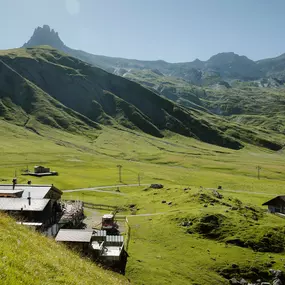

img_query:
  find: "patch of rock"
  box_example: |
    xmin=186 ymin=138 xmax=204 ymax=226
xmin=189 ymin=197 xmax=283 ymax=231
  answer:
xmin=229 ymin=269 xmax=285 ymax=285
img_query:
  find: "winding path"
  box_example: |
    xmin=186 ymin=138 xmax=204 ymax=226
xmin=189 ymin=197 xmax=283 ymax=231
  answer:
xmin=63 ymin=184 xmax=149 ymax=195
xmin=206 ymin=187 xmax=277 ymax=196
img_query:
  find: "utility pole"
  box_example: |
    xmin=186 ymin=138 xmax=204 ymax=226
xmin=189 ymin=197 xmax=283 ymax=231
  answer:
xmin=117 ymin=165 xmax=122 ymax=183
xmin=138 ymin=173 xmax=141 ymax=186
xmin=256 ymin=166 xmax=261 ymax=180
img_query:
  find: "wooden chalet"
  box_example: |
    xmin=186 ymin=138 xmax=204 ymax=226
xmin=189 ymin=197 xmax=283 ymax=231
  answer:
xmin=262 ymin=196 xmax=285 ymax=214
xmin=0 ymin=183 xmax=62 ymax=233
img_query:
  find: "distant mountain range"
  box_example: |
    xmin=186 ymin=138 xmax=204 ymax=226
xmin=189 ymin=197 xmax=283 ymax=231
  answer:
xmin=23 ymin=25 xmax=285 ymax=85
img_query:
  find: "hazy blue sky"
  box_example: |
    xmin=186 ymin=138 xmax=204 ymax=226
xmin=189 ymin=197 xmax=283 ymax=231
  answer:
xmin=1 ymin=0 xmax=285 ymax=62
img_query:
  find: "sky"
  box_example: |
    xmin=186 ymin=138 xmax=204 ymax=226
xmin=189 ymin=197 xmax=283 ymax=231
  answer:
xmin=0 ymin=0 xmax=285 ymax=62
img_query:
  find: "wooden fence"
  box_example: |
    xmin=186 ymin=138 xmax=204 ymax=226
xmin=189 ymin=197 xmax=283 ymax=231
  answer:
xmin=125 ymin=217 xmax=131 ymax=251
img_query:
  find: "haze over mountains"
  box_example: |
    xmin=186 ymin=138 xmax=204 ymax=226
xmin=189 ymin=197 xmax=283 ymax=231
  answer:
xmin=23 ymin=25 xmax=285 ymax=84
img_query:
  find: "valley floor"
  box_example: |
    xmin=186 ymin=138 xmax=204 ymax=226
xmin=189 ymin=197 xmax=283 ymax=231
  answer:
xmin=1 ymin=120 xmax=285 ymax=284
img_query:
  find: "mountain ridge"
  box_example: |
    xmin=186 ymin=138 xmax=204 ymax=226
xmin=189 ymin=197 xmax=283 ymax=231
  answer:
xmin=0 ymin=46 xmax=247 ymax=149
xmin=0 ymin=25 xmax=282 ymax=151
xmin=22 ymin=25 xmax=285 ymax=84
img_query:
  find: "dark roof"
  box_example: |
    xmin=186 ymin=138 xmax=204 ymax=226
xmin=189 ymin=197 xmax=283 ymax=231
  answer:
xmin=262 ymin=196 xmax=285 ymax=206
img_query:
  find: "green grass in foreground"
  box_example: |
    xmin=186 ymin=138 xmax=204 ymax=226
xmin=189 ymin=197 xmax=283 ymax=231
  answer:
xmin=2 ymin=120 xmax=285 ymax=284
xmin=0 ymin=213 xmax=127 ymax=285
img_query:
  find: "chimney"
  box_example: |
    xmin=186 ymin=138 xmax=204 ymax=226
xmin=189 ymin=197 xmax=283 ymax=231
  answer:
xmin=28 ymin=192 xmax=31 ymax=206
xmin=12 ymin=178 xmax=17 ymax=190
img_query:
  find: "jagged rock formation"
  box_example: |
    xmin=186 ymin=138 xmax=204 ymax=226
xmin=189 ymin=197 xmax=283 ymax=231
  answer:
xmin=23 ymin=25 xmax=65 ymax=50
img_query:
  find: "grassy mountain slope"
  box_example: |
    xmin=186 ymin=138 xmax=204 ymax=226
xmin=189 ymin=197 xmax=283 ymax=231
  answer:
xmin=0 ymin=55 xmax=101 ymax=136
xmin=0 ymin=213 xmax=127 ymax=285
xmin=123 ymin=69 xmax=285 ymax=150
xmin=0 ymin=46 xmax=244 ymax=149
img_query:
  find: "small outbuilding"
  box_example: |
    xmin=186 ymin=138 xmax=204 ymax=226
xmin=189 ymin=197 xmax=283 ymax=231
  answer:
xmin=34 ymin=166 xmax=50 ymax=174
xmin=262 ymin=196 xmax=285 ymax=214
xmin=55 ymin=229 xmax=93 ymax=255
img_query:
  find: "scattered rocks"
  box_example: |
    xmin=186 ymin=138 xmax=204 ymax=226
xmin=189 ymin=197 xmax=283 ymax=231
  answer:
xmin=181 ymin=221 xmax=193 ymax=227
xmin=273 ymin=280 xmax=282 ymax=285
xmin=218 ymin=185 xmax=223 ymax=190
xmin=227 ymin=269 xmax=285 ymax=285
xmin=213 ymin=189 xmax=223 ymax=199
xmin=161 ymin=200 xmax=166 ymax=204
xmin=167 ymin=201 xmax=172 ymax=206
xmin=230 ymin=278 xmax=240 ymax=285
xmin=204 ymin=204 xmax=208 ymax=207
xmin=231 ymin=206 xmax=239 ymax=211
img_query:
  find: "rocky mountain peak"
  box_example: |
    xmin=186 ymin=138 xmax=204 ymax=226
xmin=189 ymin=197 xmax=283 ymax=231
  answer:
xmin=23 ymin=25 xmax=65 ymax=49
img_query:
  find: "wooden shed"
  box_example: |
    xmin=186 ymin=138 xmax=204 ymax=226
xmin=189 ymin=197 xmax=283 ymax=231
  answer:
xmin=55 ymin=229 xmax=93 ymax=255
xmin=34 ymin=166 xmax=50 ymax=174
xmin=262 ymin=196 xmax=285 ymax=213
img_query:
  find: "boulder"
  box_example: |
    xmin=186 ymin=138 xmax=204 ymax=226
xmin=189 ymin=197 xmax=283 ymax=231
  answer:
xmin=150 ymin=184 xmax=164 ymax=189
xmin=229 ymin=278 xmax=240 ymax=285
xmin=273 ymin=279 xmax=283 ymax=285
xmin=213 ymin=189 xmax=223 ymax=199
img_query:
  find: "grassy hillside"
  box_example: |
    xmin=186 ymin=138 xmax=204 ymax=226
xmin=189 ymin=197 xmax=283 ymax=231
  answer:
xmin=124 ymin=69 xmax=285 ymax=150
xmin=0 ymin=46 xmax=245 ymax=149
xmin=0 ymin=213 xmax=127 ymax=285
xmin=2 ymin=119 xmax=285 ymax=284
